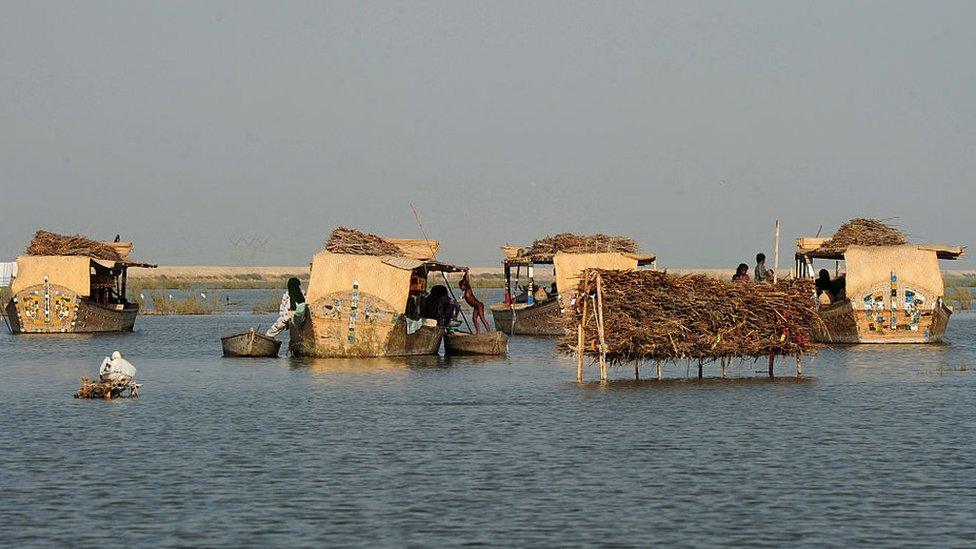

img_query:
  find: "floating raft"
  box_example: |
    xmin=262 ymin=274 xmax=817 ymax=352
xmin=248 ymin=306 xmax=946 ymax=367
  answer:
xmin=74 ymin=377 xmax=140 ymax=399
xmin=221 ymin=328 xmax=282 ymax=357
xmin=444 ymin=331 xmax=509 ymax=355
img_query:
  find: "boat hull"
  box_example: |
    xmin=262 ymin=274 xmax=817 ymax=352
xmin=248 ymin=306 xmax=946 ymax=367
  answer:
xmin=489 ymin=298 xmax=565 ymax=336
xmin=221 ymin=329 xmax=282 ymax=357
xmin=6 ymin=284 xmax=139 ymax=334
xmin=289 ymin=314 xmax=445 ymax=358
xmin=445 ymin=331 xmax=509 ymax=355
xmin=813 ymin=299 xmax=951 ymax=344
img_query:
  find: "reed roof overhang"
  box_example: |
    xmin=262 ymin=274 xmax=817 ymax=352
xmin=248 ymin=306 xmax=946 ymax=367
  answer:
xmin=795 ymin=237 xmax=965 ymax=261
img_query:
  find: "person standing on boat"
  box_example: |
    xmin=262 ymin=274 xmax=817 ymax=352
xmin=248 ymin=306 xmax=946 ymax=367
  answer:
xmin=266 ymin=278 xmax=306 ymax=338
xmin=754 ymin=253 xmax=773 ymax=282
xmin=458 ymin=269 xmax=490 ymax=334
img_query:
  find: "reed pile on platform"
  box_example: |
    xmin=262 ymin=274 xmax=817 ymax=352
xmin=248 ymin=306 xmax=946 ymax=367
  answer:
xmin=815 ymin=219 xmax=907 ymax=255
xmin=564 ymin=270 xmax=819 ymax=364
xmin=73 ymin=377 xmax=140 ymax=399
xmin=325 ymin=227 xmax=403 ymax=256
xmin=518 ymin=233 xmax=638 ymax=260
xmin=26 ymin=230 xmax=122 ymax=261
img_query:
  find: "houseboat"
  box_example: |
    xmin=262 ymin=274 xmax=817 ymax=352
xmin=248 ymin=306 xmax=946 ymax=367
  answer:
xmin=795 ymin=220 xmax=964 ymax=344
xmin=490 ymin=234 xmax=655 ymax=336
xmin=5 ymin=233 xmax=155 ymax=334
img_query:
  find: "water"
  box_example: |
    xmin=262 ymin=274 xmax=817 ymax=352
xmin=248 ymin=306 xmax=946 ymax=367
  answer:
xmin=2 ymin=307 xmax=976 ymax=546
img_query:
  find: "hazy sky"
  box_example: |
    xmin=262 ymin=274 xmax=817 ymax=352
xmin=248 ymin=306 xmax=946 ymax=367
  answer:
xmin=2 ymin=1 xmax=974 ymax=268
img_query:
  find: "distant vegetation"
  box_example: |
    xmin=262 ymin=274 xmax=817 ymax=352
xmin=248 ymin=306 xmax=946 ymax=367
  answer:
xmin=133 ymin=290 xmax=227 ymax=315
xmin=251 ymin=291 xmax=282 ymax=313
xmin=944 ymin=274 xmax=974 ymax=310
xmin=128 ymin=276 xmax=304 ymax=290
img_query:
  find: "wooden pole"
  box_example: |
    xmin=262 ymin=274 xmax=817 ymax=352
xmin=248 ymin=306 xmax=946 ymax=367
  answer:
xmin=656 ymin=360 xmax=663 ymax=380
xmin=720 ymin=357 xmax=727 ymax=379
xmin=773 ymin=219 xmax=781 ymax=283
xmin=697 ymin=359 xmax=703 ymax=379
xmin=796 ymin=355 xmax=803 ymax=377
xmin=768 ymin=355 xmax=775 ymax=378
xmin=577 ymin=324 xmax=584 ymax=383
xmin=577 ymin=274 xmax=590 ymax=383
xmin=595 ymin=273 xmax=608 ymax=382
xmin=635 ymin=362 xmax=640 ymax=380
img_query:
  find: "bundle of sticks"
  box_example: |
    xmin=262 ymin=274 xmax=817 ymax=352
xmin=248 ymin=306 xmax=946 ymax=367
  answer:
xmin=519 ymin=233 xmax=639 ymax=260
xmin=325 ymin=227 xmax=403 ymax=256
xmin=815 ymin=218 xmax=907 ymax=254
xmin=564 ymin=270 xmax=820 ymax=364
xmin=73 ymin=377 xmax=140 ymax=399
xmin=26 ymin=230 xmax=122 ymax=261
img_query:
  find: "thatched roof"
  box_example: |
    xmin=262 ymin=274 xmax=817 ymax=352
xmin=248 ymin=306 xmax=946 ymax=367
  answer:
xmin=797 ymin=218 xmax=964 ymax=260
xmin=324 ymin=227 xmax=443 ymax=261
xmin=563 ymin=270 xmax=819 ymax=363
xmin=815 ymin=219 xmax=907 ymax=255
xmin=26 ymin=230 xmax=124 ymax=261
xmin=509 ymin=233 xmax=642 ymax=262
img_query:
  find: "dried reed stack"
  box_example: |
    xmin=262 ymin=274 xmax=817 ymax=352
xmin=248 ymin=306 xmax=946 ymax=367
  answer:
xmin=564 ymin=270 xmax=819 ymax=364
xmin=815 ymin=218 xmax=907 ymax=254
xmin=325 ymin=227 xmax=403 ymax=256
xmin=519 ymin=233 xmax=638 ymax=260
xmin=26 ymin=230 xmax=122 ymax=261
xmin=73 ymin=377 xmax=140 ymax=399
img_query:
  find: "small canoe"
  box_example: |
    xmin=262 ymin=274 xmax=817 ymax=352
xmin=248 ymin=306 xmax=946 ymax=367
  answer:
xmin=221 ymin=328 xmax=282 ymax=357
xmin=444 ymin=330 xmax=509 ymax=356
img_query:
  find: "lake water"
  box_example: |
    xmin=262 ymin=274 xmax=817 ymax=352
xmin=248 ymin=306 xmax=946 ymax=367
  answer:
xmin=2 ymin=303 xmax=975 ymax=546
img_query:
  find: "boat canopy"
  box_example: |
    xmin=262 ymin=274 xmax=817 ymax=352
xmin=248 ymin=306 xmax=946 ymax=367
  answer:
xmin=306 ymin=251 xmax=465 ymax=314
xmin=11 ymin=255 xmax=91 ymax=295
xmin=843 ymin=245 xmax=945 ymax=305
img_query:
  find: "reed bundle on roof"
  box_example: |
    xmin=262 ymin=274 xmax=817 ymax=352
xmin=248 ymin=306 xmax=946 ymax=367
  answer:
xmin=815 ymin=218 xmax=907 ymax=254
xmin=26 ymin=230 xmax=122 ymax=261
xmin=325 ymin=227 xmax=403 ymax=256
xmin=564 ymin=270 xmax=819 ymax=364
xmin=518 ymin=233 xmax=638 ymax=260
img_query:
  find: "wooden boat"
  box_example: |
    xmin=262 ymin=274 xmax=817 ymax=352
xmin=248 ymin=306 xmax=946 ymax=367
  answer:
xmin=490 ymin=299 xmax=565 ymax=336
xmin=5 ymin=251 xmax=155 ymax=334
xmin=492 ymin=242 xmax=655 ymax=337
xmin=796 ymin=230 xmax=964 ymax=344
xmin=811 ymin=297 xmax=952 ymax=344
xmin=221 ymin=328 xmax=282 ymax=357
xmin=444 ymin=330 xmax=509 ymax=355
xmin=288 ymin=233 xmax=463 ymax=358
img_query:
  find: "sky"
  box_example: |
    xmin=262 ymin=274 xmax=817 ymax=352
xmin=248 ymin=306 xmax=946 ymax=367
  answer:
xmin=2 ymin=0 xmax=974 ymax=268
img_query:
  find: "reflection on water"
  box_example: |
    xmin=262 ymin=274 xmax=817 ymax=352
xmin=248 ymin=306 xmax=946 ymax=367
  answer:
xmin=1 ymin=312 xmax=975 ymax=546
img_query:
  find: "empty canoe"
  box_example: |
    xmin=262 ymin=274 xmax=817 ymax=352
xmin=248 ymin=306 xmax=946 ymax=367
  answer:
xmin=221 ymin=328 xmax=282 ymax=357
xmin=444 ymin=331 xmax=509 ymax=356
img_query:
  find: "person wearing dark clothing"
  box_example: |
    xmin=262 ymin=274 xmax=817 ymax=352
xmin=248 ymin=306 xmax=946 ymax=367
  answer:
xmin=423 ymin=285 xmax=458 ymax=327
xmin=732 ymin=263 xmax=751 ymax=282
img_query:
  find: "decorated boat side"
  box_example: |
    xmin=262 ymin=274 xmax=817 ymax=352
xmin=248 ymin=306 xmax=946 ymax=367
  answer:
xmin=288 ymin=227 xmax=466 ymax=358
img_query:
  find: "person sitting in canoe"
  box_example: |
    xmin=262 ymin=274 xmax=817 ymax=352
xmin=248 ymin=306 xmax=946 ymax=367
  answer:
xmin=458 ymin=269 xmax=490 ymax=334
xmin=266 ymin=277 xmax=306 ymax=338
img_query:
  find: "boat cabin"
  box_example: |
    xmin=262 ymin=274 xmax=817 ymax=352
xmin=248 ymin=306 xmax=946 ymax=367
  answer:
xmin=289 ymin=237 xmax=467 ymax=358
xmin=6 ymin=249 xmax=156 ymax=334
xmin=796 ymin=237 xmax=964 ymax=343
